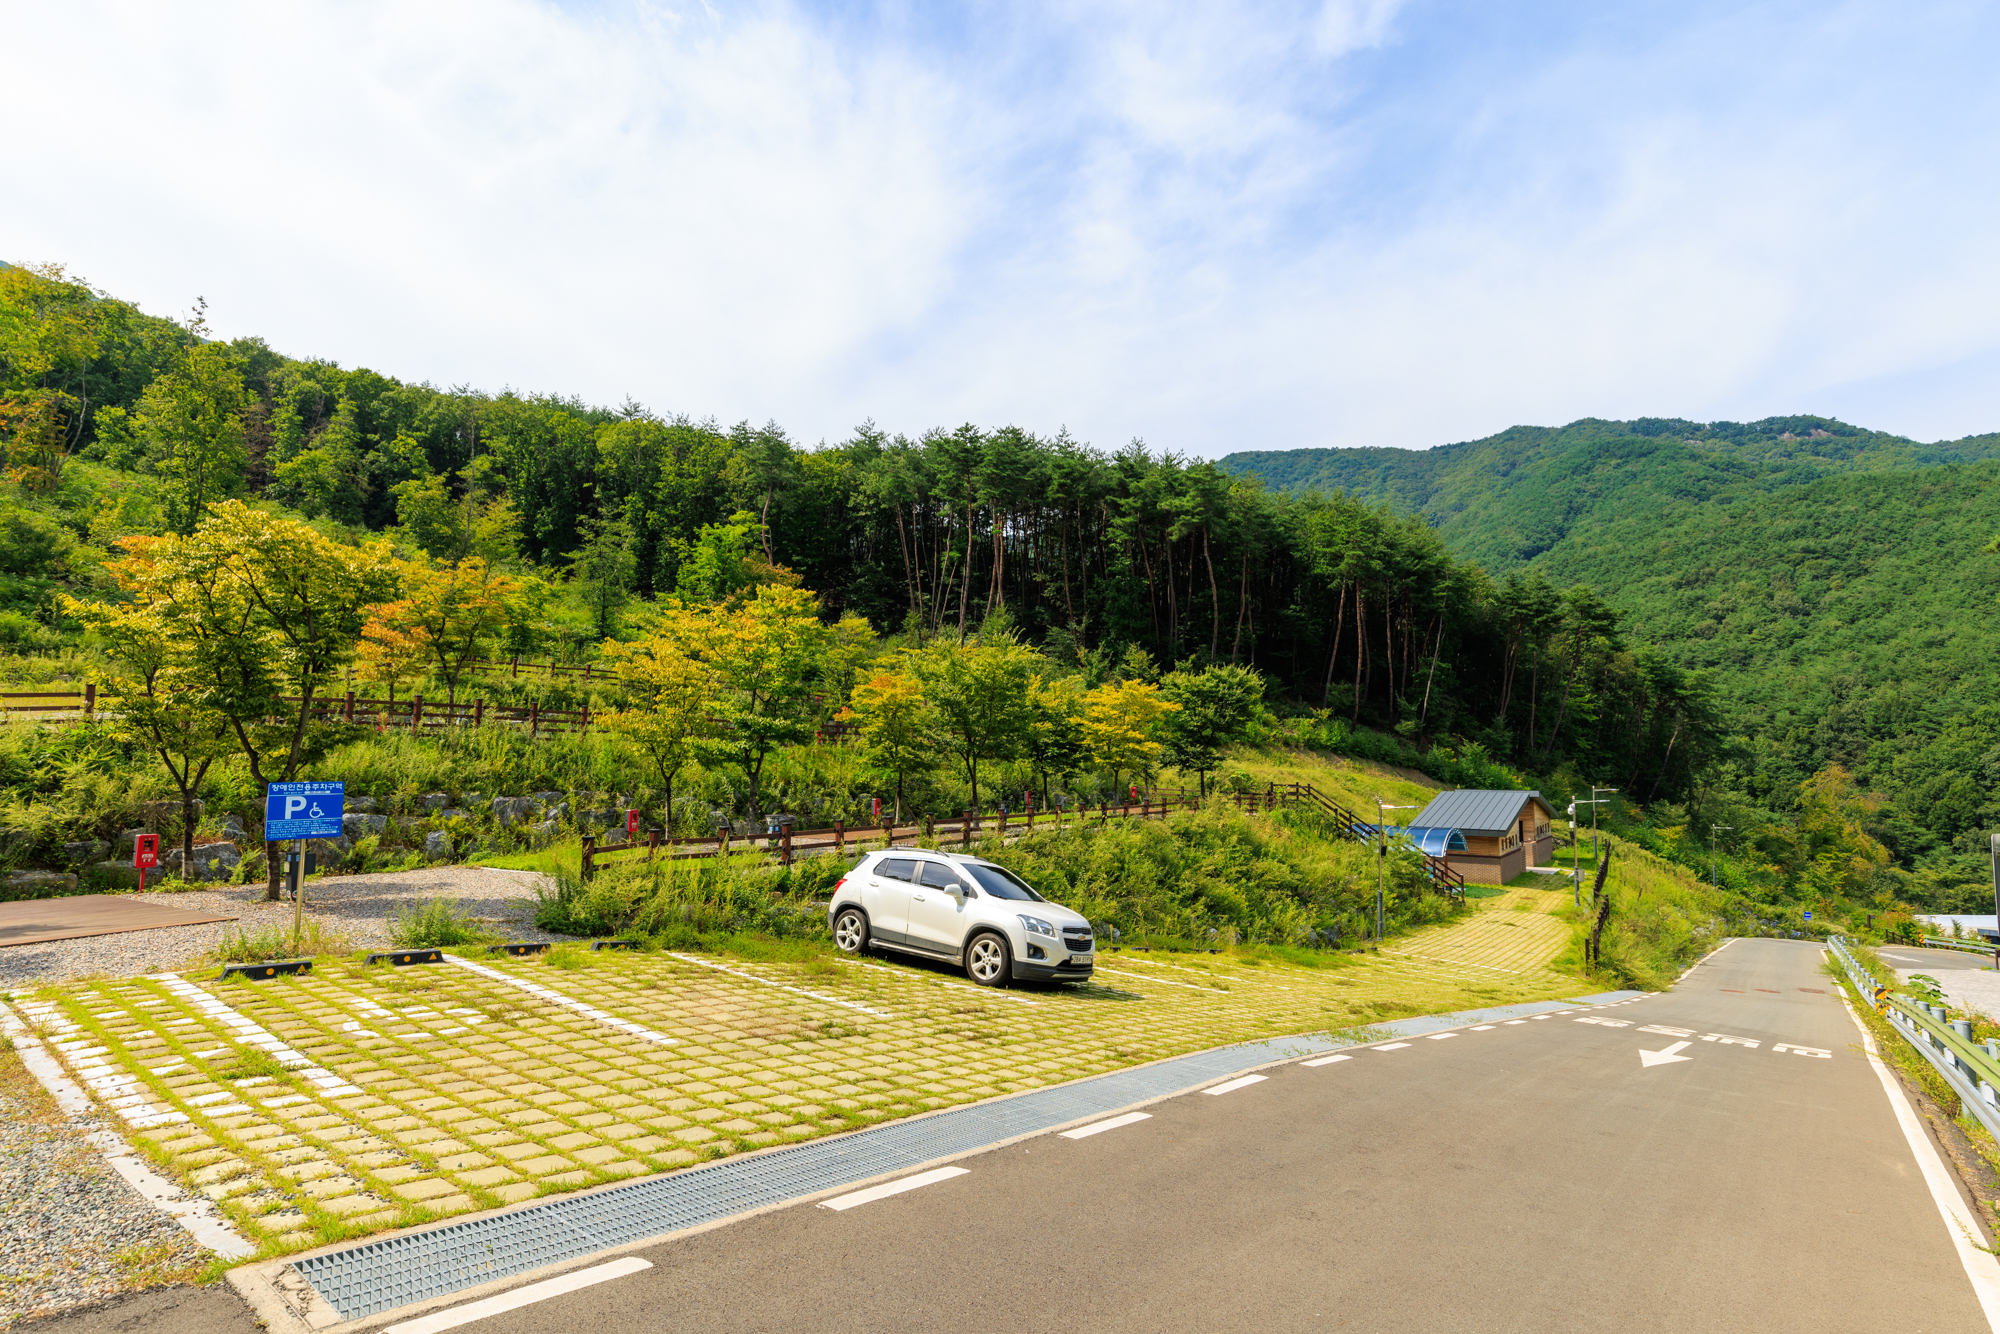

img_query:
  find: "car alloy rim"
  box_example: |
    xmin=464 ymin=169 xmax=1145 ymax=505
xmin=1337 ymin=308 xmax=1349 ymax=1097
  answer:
xmin=836 ymin=915 xmax=862 ymax=950
xmin=970 ymin=938 xmax=1002 ymax=980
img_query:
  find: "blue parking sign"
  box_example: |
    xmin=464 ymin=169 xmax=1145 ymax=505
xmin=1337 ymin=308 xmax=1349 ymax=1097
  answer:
xmin=265 ymin=781 xmax=345 ymax=839
xmin=1803 ymin=911 xmax=1812 ymax=922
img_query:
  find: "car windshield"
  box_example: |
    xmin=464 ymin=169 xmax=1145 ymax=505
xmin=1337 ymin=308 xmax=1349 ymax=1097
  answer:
xmin=962 ymin=863 xmax=1045 ymax=902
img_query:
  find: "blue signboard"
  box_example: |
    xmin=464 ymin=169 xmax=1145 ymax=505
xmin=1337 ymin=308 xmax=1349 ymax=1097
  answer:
xmin=265 ymin=781 xmax=345 ymax=840
xmin=1803 ymin=911 xmax=1813 ymax=922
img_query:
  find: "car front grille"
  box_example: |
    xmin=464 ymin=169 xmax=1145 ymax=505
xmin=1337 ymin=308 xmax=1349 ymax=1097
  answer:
xmin=1063 ymin=935 xmax=1093 ymax=954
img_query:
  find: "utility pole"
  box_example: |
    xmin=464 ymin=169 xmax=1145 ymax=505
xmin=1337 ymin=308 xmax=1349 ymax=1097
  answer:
xmin=1989 ymin=832 xmax=1999 ymax=971
xmin=1591 ymin=787 xmax=1618 ymax=867
xmin=1570 ymin=796 xmax=1610 ymax=907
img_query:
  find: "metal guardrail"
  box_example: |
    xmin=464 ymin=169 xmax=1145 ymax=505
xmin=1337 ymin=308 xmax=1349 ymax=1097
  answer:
xmin=1919 ymin=936 xmax=1998 ymax=958
xmin=1828 ymin=935 xmax=2000 ymax=1142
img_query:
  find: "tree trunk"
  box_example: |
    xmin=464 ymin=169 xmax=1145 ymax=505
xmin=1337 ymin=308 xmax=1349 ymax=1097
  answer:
xmin=1352 ymin=586 xmax=1366 ymax=723
xmin=1231 ymin=554 xmax=1249 ymax=663
xmin=1321 ymin=583 xmax=1349 ymax=705
xmin=1204 ymin=527 xmax=1221 ymax=662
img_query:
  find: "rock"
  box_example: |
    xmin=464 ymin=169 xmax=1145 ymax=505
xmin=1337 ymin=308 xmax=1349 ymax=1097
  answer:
xmin=164 ymin=842 xmax=243 ymax=882
xmin=439 ymin=808 xmax=470 ymax=822
xmin=528 ymin=819 xmax=562 ymax=845
xmin=420 ymin=792 xmax=452 ymax=811
xmin=137 ymin=799 xmax=203 ymax=827
xmin=424 ymin=830 xmax=453 ymax=860
xmin=3 ymin=870 xmax=78 ymax=898
xmin=348 ymin=795 xmax=378 ymax=814
xmin=599 ymin=830 xmax=628 ymax=848
xmin=461 ymin=792 xmax=484 ymax=808
xmin=342 ymin=813 xmax=388 ymax=839
xmin=216 ymin=817 xmax=248 ymax=841
xmin=61 ymin=839 xmax=109 ymax=866
xmin=531 ymin=790 xmax=565 ymax=806
xmin=116 ymin=828 xmax=149 ymax=857
xmin=492 ymin=796 xmax=538 ymax=826
xmin=91 ymin=860 xmax=142 ymax=888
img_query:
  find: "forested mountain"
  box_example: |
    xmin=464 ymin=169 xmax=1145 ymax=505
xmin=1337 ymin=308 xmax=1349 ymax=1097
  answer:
xmin=1220 ymin=417 xmax=2000 ymax=570
xmin=1224 ymin=418 xmax=2000 ymax=908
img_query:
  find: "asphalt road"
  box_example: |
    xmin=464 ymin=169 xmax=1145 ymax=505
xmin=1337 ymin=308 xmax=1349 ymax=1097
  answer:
xmin=1878 ymin=943 xmax=1998 ymax=973
xmin=38 ymin=939 xmax=1994 ymax=1333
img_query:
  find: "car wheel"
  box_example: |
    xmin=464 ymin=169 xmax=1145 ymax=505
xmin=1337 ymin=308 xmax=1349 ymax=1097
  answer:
xmin=833 ymin=908 xmax=870 ymax=955
xmin=966 ymin=932 xmax=1011 ymax=987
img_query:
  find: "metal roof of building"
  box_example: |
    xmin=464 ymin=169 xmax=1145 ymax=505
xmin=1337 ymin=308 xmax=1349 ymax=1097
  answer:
xmin=1408 ymin=789 xmax=1554 ymax=836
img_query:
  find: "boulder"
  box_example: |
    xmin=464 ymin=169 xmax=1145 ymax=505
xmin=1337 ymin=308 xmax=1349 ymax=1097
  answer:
xmin=598 ymin=830 xmax=629 ymax=848
xmin=4 ymin=870 xmax=78 ymax=897
xmin=420 ymin=792 xmax=452 ymax=811
xmin=424 ymin=830 xmax=453 ymax=860
xmin=348 ymin=795 xmax=378 ymax=814
xmin=528 ymin=819 xmax=562 ymax=845
xmin=438 ymin=808 xmax=470 ymax=822
xmin=62 ymin=839 xmax=109 ymax=866
xmin=461 ymin=792 xmax=484 ymax=808
xmin=531 ymin=790 xmax=565 ymax=806
xmin=492 ymin=796 xmax=538 ymax=827
xmin=216 ymin=817 xmax=249 ymax=843
xmin=164 ymin=842 xmax=243 ymax=882
xmin=342 ymin=812 xmax=388 ymax=839
xmin=136 ymin=800 xmax=203 ymax=829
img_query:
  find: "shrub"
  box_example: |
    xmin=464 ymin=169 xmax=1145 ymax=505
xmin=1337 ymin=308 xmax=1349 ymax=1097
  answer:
xmin=214 ymin=919 xmax=349 ymax=961
xmin=388 ymin=897 xmax=491 ymax=948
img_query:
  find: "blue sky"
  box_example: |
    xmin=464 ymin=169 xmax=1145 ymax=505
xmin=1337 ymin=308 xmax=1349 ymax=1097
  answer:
xmin=5 ymin=0 xmax=1998 ymax=455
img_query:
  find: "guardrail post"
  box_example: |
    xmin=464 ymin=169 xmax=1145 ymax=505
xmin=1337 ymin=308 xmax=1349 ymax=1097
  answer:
xmin=581 ymin=834 xmax=597 ymax=882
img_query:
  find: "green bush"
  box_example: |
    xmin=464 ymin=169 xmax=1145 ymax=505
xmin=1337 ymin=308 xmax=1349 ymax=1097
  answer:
xmin=388 ymin=897 xmax=491 ymax=948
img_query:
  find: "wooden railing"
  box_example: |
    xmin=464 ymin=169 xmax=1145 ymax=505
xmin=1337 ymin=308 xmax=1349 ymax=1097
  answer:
xmin=578 ymin=792 xmax=1205 ymax=880
xmin=285 ymin=693 xmax=592 ymax=737
xmin=1242 ymin=781 xmax=1466 ymax=900
xmin=0 ymin=685 xmax=97 ymax=717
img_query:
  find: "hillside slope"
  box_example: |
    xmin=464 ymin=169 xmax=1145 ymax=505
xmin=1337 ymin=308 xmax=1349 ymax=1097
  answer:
xmin=1219 ymin=416 xmax=2000 ymax=570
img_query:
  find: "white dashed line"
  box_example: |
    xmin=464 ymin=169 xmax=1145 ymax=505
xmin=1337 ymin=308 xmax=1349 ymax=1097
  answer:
xmin=1060 ymin=1112 xmax=1153 ymax=1139
xmin=820 ymin=1166 xmax=970 ymax=1211
xmin=1471 ymin=1025 xmax=1496 ymax=1031
xmin=1204 ymin=1074 xmax=1269 ymax=1095
xmin=1425 ymin=1032 xmax=1458 ymax=1040
xmin=1301 ymin=1053 xmax=1352 ymax=1067
xmin=1373 ymin=1042 xmax=1412 ymax=1051
xmin=383 ymin=1257 xmax=653 ymax=1334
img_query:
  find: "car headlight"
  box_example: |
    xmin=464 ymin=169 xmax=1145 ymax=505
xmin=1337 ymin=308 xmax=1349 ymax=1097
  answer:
xmin=1018 ymin=915 xmax=1056 ymax=938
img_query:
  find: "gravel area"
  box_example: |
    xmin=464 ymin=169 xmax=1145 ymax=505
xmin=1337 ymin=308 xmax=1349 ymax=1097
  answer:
xmin=0 ymin=866 xmax=565 ymax=987
xmin=1901 ymin=967 xmax=2000 ymax=1022
xmin=0 ymin=1054 xmax=207 ymax=1328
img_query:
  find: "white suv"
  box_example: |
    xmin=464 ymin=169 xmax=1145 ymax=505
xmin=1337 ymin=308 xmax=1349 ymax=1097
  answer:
xmin=827 ymin=851 xmax=1094 ymax=987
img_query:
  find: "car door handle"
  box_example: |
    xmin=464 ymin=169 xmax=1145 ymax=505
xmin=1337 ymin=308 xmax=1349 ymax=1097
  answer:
xmin=913 ymin=893 xmax=927 ymax=901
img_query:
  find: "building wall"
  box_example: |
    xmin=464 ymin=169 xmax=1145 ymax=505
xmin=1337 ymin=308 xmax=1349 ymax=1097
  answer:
xmin=1528 ymin=834 xmax=1555 ymax=866
xmin=1448 ymin=847 xmax=1525 ymax=884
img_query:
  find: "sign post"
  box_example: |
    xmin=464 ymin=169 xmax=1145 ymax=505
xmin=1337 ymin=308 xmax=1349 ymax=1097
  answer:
xmin=132 ymin=833 xmax=159 ymax=893
xmin=265 ymin=782 xmax=345 ymax=953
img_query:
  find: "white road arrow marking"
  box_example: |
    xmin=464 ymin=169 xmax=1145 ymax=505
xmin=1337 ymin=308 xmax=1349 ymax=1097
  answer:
xmin=1639 ymin=1040 xmax=1694 ymax=1068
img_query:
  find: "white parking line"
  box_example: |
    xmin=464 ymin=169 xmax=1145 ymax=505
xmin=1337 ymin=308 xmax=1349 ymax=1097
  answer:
xmin=820 ymin=1166 xmax=970 ymax=1211
xmin=665 ymin=953 xmax=891 ymax=1018
xmin=1093 ymin=965 xmax=1221 ymax=992
xmin=1301 ymin=1053 xmax=1352 ymax=1067
xmin=1060 ymin=1112 xmax=1153 ymax=1139
xmin=1203 ymin=1074 xmax=1269 ymax=1095
xmin=446 ymin=957 xmax=687 ymax=1044
xmin=383 ymin=1257 xmax=653 ymax=1334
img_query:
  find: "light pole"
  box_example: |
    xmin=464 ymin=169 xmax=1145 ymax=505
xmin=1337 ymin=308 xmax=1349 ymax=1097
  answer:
xmin=1569 ymin=796 xmax=1610 ymax=906
xmin=1711 ymin=824 xmax=1732 ymax=890
xmin=1590 ymin=787 xmax=1618 ymax=868
xmin=1989 ymin=832 xmax=1999 ymax=971
xmin=1375 ymin=799 xmax=1417 ymax=945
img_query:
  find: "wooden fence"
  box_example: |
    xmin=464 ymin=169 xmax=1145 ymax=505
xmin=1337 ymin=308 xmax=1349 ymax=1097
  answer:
xmin=0 ymin=685 xmax=96 ymax=718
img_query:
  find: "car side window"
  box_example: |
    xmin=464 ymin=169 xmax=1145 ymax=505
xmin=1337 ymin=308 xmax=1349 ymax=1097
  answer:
xmin=919 ymin=862 xmax=963 ymax=890
xmin=878 ymin=858 xmax=916 ymax=882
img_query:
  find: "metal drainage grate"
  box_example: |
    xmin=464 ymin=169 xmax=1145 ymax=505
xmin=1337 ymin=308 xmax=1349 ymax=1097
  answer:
xmin=293 ymin=995 xmax=1608 ymax=1320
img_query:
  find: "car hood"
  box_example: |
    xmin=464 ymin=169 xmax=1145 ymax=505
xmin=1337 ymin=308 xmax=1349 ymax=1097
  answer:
xmin=1012 ymin=901 xmax=1090 ymax=930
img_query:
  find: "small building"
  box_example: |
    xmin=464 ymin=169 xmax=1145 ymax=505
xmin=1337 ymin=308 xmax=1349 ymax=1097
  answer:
xmin=1405 ymin=789 xmax=1557 ymax=885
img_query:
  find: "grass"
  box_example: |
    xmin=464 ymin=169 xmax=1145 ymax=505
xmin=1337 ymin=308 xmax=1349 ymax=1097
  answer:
xmin=212 ymin=919 xmax=352 ymax=963
xmin=388 ymin=898 xmax=494 ymax=949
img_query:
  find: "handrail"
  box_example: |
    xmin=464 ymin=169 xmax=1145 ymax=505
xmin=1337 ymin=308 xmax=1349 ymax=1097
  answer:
xmin=1264 ymin=781 xmax=1466 ymax=901
xmin=1829 ymin=935 xmax=2000 ymax=1142
xmin=1919 ymin=936 xmax=1997 ymax=958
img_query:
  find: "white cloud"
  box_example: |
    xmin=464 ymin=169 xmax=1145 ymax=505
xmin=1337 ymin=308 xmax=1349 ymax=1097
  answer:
xmin=4 ymin=0 xmax=1999 ymax=455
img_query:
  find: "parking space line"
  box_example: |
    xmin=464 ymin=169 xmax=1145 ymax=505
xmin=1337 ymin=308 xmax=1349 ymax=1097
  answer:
xmin=1301 ymin=1053 xmax=1352 ymax=1067
xmin=382 ymin=1257 xmax=654 ymax=1334
xmin=1060 ymin=1111 xmax=1152 ymax=1139
xmin=444 ymin=956 xmax=685 ymax=1044
xmin=820 ymin=1166 xmax=970 ymax=1211
xmin=1093 ymin=965 xmax=1221 ymax=992
xmin=665 ymin=953 xmax=892 ymax=1018
xmin=1203 ymin=1074 xmax=1268 ymax=1095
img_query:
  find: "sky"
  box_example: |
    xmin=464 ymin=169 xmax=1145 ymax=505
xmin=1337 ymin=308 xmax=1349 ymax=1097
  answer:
xmin=5 ymin=0 xmax=2000 ymax=457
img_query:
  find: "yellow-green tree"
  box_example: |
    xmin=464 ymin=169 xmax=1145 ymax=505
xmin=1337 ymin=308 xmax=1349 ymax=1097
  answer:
xmin=398 ymin=557 xmax=521 ymax=704
xmin=906 ymin=638 xmax=1037 ymax=813
xmin=62 ymin=594 xmax=233 ymax=874
xmin=844 ymin=671 xmax=936 ymax=822
xmin=1023 ymin=674 xmax=1089 ymax=808
xmin=660 ymin=584 xmax=832 ymax=813
xmin=104 ymin=502 xmax=397 ymax=898
xmin=132 ymin=300 xmax=250 ymax=533
xmin=1083 ymin=678 xmax=1179 ymax=794
xmin=600 ymin=637 xmax=711 ymax=830
xmin=0 ymin=263 xmax=102 ymax=490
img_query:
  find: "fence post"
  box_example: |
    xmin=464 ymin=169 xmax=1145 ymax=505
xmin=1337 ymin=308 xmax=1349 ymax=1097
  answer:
xmin=344 ymin=690 xmax=356 ymax=722
xmin=581 ymin=833 xmax=597 ymax=882
xmin=999 ymin=807 xmax=1008 ymax=836
xmin=474 ymin=699 xmax=485 ymax=728
xmin=647 ymin=826 xmax=662 ymax=860
xmin=835 ymin=820 xmax=844 ymax=856
xmin=412 ymin=695 xmax=424 ymax=729
xmin=529 ymin=701 xmax=540 ymax=739
xmin=580 ymin=703 xmax=591 ymax=730
xmin=782 ymin=821 xmax=793 ymax=867
xmin=511 ymin=656 xmax=520 ymax=679
xmin=962 ymin=811 xmax=972 ymax=848
xmin=84 ymin=682 xmax=96 ymax=717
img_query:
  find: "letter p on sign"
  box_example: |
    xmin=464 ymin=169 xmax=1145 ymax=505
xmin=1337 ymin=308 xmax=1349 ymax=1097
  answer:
xmin=285 ymin=796 xmax=308 ymax=819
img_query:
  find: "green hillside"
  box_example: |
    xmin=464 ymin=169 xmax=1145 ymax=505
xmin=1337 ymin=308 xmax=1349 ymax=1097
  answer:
xmin=1225 ymin=419 xmax=2000 ymax=906
xmin=1221 ymin=416 xmax=2000 ymax=570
